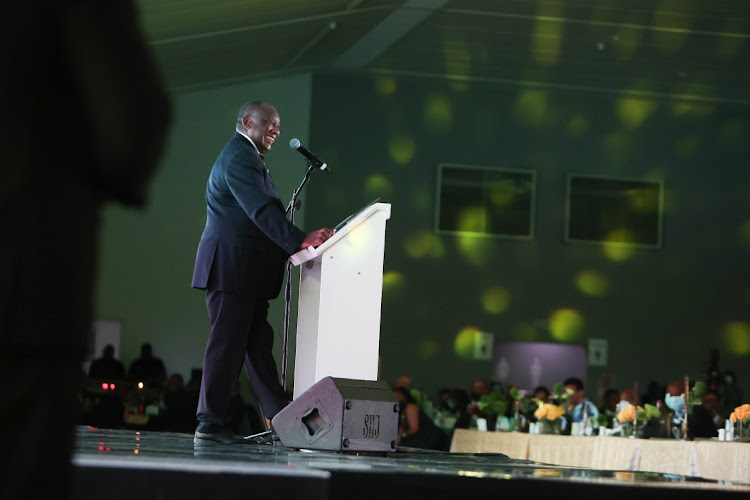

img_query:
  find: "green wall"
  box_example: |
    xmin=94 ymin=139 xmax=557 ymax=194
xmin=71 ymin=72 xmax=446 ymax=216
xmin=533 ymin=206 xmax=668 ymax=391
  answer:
xmin=304 ymin=71 xmax=750 ymax=401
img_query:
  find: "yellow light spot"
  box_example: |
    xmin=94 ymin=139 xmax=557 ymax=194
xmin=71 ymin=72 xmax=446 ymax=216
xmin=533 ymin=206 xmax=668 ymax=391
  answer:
xmin=455 ymin=326 xmax=482 ymax=359
xmin=575 ymin=270 xmax=609 ymax=296
xmin=651 ymin=0 xmax=694 ymax=55
xmin=417 ymin=340 xmax=439 ymax=360
xmin=382 ymin=271 xmax=406 ymax=302
xmin=670 ymin=101 xmax=713 ymax=118
xmin=715 ymin=18 xmax=746 ymax=63
xmin=423 ymin=93 xmax=453 ymax=135
xmin=674 ymin=135 xmax=700 ymax=158
xmin=364 ymin=174 xmax=394 ymax=200
xmin=457 ymin=206 xmax=488 ymax=233
xmin=616 ymin=97 xmax=656 ymax=129
xmin=489 ymin=180 xmax=517 ymax=208
xmin=482 ymin=286 xmax=511 ymax=314
xmin=626 ymin=186 xmax=660 ymax=214
xmin=566 ymin=114 xmax=588 ymax=138
xmin=457 ymin=233 xmax=493 ymax=267
xmin=613 ymin=25 xmax=642 ymax=60
xmin=375 ymin=77 xmax=397 ymax=96
xmin=740 ymin=221 xmax=750 ymax=248
xmin=723 ymin=321 xmax=750 ymax=355
xmin=602 ymin=230 xmax=638 ymax=262
xmin=717 ymin=119 xmax=750 ymax=151
xmin=387 ymin=135 xmax=415 ymax=165
xmin=531 ymin=3 xmax=564 ymax=65
xmin=513 ymin=322 xmax=539 ymax=341
xmin=404 ymin=231 xmax=445 ymax=259
xmin=513 ymin=90 xmax=548 ymax=126
xmin=442 ymin=36 xmax=471 ymax=91
xmin=549 ymin=308 xmax=585 ymax=342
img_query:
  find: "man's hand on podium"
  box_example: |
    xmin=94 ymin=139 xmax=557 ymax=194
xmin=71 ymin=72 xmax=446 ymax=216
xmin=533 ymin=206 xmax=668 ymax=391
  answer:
xmin=299 ymin=228 xmax=335 ymax=250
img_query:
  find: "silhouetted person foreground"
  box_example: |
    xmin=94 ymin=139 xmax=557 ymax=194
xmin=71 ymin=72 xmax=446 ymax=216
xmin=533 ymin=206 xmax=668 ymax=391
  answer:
xmin=0 ymin=1 xmax=171 ymax=499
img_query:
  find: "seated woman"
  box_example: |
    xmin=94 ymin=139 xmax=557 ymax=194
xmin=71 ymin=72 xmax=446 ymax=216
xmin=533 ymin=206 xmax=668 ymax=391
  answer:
xmin=392 ymin=386 xmax=448 ymax=451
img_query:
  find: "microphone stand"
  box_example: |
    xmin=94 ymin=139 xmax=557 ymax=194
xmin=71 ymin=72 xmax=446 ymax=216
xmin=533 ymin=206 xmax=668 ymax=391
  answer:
xmin=281 ymin=162 xmax=316 ymax=392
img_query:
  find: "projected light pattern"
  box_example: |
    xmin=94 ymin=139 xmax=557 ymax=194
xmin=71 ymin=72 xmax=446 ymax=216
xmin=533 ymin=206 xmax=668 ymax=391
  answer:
xmin=566 ymin=114 xmax=588 ymax=138
xmin=652 ymin=0 xmax=693 ymax=54
xmin=549 ymin=308 xmax=585 ymax=342
xmin=424 ymin=92 xmax=453 ymax=134
xmin=381 ymin=270 xmax=406 ymax=302
xmin=617 ymin=97 xmax=656 ymax=129
xmin=417 ymin=339 xmax=440 ymax=360
xmin=513 ymin=322 xmax=539 ymax=341
xmin=457 ymin=232 xmax=493 ymax=267
xmin=374 ymin=77 xmax=397 ymax=96
xmin=482 ymin=286 xmax=511 ymax=314
xmin=739 ymin=220 xmax=750 ymax=248
xmin=454 ymin=326 xmax=482 ymax=359
xmin=364 ymin=174 xmax=394 ymax=201
xmin=602 ymin=230 xmax=638 ymax=262
xmin=575 ymin=270 xmax=609 ymax=297
xmin=513 ymin=89 xmax=548 ymax=126
xmin=531 ymin=3 xmax=564 ymax=65
xmin=387 ymin=135 xmax=415 ymax=165
xmin=441 ymin=36 xmax=471 ymax=91
xmin=723 ymin=321 xmax=750 ymax=355
xmin=404 ymin=231 xmax=444 ymax=259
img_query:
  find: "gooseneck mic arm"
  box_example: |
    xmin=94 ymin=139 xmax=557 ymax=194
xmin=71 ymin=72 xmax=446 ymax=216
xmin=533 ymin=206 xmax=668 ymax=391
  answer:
xmin=289 ymin=138 xmax=328 ymax=172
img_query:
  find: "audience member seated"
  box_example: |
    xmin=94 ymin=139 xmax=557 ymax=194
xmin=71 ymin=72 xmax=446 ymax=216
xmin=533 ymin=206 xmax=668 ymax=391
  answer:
xmin=128 ymin=342 xmax=167 ymax=389
xmin=532 ymin=385 xmax=550 ymax=404
xmin=163 ymin=373 xmax=198 ymax=433
xmin=563 ymin=376 xmax=599 ymax=424
xmin=393 ymin=386 xmax=449 ymax=451
xmin=620 ymin=388 xmax=636 ymax=405
xmin=599 ymin=388 xmax=620 ymax=423
xmin=701 ymin=389 xmax=725 ymax=432
xmin=641 ymin=380 xmax=664 ymax=406
xmin=433 ymin=387 xmax=472 ymax=442
xmin=470 ymin=378 xmax=491 ymax=403
xmin=88 ymin=344 xmax=125 ymax=381
xmin=718 ymin=370 xmax=744 ymax=418
xmin=394 ymin=374 xmax=431 ymax=415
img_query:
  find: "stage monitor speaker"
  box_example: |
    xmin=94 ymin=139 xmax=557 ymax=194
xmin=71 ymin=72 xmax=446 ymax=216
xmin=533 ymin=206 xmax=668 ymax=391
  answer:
xmin=272 ymin=377 xmax=399 ymax=452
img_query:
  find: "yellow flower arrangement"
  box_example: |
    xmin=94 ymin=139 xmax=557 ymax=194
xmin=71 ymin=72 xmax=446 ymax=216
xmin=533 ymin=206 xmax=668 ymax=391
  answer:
xmin=729 ymin=404 xmax=750 ymax=424
xmin=617 ymin=404 xmax=641 ymax=423
xmin=534 ymin=403 xmax=565 ymax=421
xmin=617 ymin=403 xmax=660 ymax=423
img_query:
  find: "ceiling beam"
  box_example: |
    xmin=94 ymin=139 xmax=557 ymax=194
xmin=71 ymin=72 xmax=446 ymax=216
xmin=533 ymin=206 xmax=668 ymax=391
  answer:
xmin=334 ymin=0 xmax=448 ymax=69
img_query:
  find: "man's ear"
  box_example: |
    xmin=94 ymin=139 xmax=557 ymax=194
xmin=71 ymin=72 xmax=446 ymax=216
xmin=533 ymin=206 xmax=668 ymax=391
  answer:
xmin=242 ymin=114 xmax=253 ymax=129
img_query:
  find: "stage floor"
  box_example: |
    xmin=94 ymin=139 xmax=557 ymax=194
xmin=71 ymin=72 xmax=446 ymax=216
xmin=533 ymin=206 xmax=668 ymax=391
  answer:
xmin=72 ymin=426 xmax=750 ymax=500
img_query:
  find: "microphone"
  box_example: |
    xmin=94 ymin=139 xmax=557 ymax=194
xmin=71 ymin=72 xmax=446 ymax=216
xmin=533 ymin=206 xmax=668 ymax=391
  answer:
xmin=289 ymin=138 xmax=328 ymax=171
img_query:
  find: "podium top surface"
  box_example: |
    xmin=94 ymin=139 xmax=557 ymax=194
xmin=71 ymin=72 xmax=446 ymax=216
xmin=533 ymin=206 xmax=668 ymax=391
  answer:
xmin=289 ymin=202 xmax=390 ymax=266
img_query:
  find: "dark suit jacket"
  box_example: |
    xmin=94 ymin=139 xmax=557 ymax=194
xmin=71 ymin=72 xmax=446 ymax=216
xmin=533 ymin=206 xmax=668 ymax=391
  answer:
xmin=192 ymin=133 xmax=305 ymax=298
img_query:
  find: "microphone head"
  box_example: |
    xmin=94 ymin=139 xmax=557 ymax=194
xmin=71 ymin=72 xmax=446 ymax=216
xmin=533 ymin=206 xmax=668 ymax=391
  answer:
xmin=289 ymin=138 xmax=301 ymax=150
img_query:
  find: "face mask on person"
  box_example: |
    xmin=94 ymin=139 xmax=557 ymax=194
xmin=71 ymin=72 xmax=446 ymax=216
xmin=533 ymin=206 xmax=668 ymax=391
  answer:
xmin=664 ymin=394 xmax=685 ymax=413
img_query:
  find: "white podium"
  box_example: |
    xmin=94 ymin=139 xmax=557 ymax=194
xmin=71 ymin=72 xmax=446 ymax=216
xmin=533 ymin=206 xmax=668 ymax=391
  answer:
xmin=288 ymin=202 xmax=391 ymax=400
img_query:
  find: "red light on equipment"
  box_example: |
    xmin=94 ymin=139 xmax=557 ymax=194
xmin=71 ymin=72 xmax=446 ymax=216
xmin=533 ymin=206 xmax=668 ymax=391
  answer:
xmin=101 ymin=383 xmax=108 ymax=390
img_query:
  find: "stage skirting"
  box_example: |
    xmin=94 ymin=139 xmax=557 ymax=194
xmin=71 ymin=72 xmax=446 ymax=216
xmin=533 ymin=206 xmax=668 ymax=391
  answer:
xmin=450 ymin=428 xmax=750 ymax=484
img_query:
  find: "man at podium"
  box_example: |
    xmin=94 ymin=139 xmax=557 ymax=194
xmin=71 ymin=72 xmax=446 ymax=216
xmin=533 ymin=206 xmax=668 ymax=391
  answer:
xmin=191 ymin=100 xmax=333 ymax=444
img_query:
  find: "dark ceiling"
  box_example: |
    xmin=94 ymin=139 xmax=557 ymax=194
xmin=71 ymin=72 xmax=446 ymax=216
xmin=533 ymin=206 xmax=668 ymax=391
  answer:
xmin=136 ymin=0 xmax=750 ymax=103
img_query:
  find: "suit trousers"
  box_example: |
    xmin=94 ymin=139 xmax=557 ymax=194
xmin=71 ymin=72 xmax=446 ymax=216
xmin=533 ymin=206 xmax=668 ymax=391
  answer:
xmin=196 ymin=289 xmax=288 ymax=430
